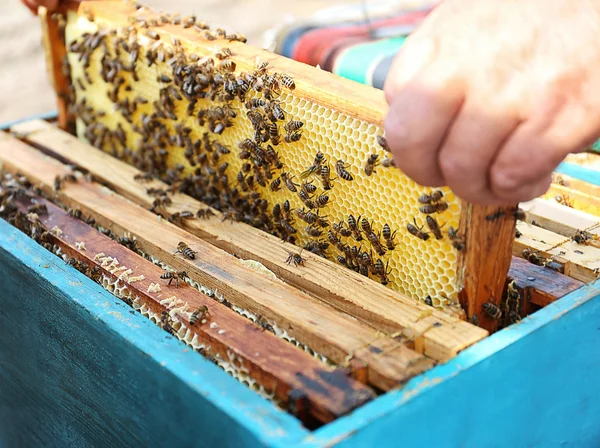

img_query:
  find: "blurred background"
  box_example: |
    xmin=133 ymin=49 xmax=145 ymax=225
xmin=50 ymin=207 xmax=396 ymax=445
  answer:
xmin=0 ymin=0 xmax=434 ymax=124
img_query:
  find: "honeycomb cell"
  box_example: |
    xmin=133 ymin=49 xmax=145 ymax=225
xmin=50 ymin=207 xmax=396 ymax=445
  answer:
xmin=65 ymin=14 xmax=464 ymax=306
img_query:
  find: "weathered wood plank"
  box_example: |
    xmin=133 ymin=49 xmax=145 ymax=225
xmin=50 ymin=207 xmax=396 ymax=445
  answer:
xmin=508 ymin=257 xmax=585 ymax=309
xmin=39 ymin=8 xmax=73 ymax=132
xmin=514 ymin=221 xmax=600 ymax=283
xmin=10 ymin=119 xmax=488 ymax=361
xmin=520 ymin=198 xmax=600 ymax=239
xmin=8 ymin=194 xmax=376 ymax=423
xmin=553 ymin=172 xmax=600 ymax=197
xmin=542 ymin=184 xmax=600 ymax=218
xmin=0 ymin=220 xmax=308 ymax=447
xmin=0 ymin=132 xmax=436 ymax=389
xmin=458 ymin=205 xmax=517 ymax=332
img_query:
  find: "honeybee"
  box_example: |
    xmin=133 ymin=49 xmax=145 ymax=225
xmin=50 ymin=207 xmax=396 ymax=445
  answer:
xmin=555 ymin=194 xmax=574 ymax=208
xmin=381 ymin=157 xmax=396 ymax=168
xmin=175 ymin=241 xmax=196 ymax=260
xmin=522 ymin=248 xmax=545 ymax=266
xmin=424 ymin=296 xmax=433 ymax=307
xmin=367 ymin=231 xmax=386 ymax=256
xmin=265 ymin=145 xmax=283 ymax=169
xmin=348 ymin=214 xmax=362 ymax=241
xmin=168 ymin=211 xmax=195 ymax=223
xmin=117 ymin=235 xmax=137 ymax=250
xmin=333 ymin=220 xmax=352 ymax=238
xmin=572 ymin=230 xmax=592 ymax=244
xmin=447 ymin=226 xmax=465 ymax=251
xmin=513 ymin=208 xmax=527 ymax=221
xmin=284 ymin=120 xmax=303 ymax=133
xmin=299 ymin=190 xmax=316 ymax=209
xmin=160 ymin=270 xmax=188 ymax=288
xmin=419 ymin=202 xmax=449 ymax=214
xmin=335 ymin=160 xmax=353 ymax=181
xmin=157 ymin=74 xmax=172 ymax=83
xmin=67 ymin=208 xmax=82 ymax=219
xmin=417 ymin=190 xmax=444 ymax=204
xmin=363 ymin=154 xmax=379 ymax=176
xmin=320 ymin=165 xmax=333 ymax=190
xmin=269 ymin=178 xmax=282 ymax=192
xmin=267 ymin=123 xmax=280 ymax=145
xmin=190 ymin=306 xmax=210 ymax=325
xmin=376 ymin=135 xmax=390 ymax=152
xmin=285 ymin=249 xmax=305 ymax=267
xmin=407 ymin=219 xmax=429 ymax=241
xmin=196 ymin=207 xmax=216 ymax=219
xmin=426 ymin=216 xmax=444 ymax=240
xmin=482 ymin=302 xmax=502 ymax=319
xmin=144 ymin=30 xmax=160 ymax=40
xmin=360 ymin=218 xmax=372 ymax=235
xmin=357 ymin=251 xmax=373 ymax=277
xmin=182 ymin=15 xmax=196 ymax=28
xmin=284 ymin=131 xmax=302 ymax=143
xmin=305 ymin=225 xmax=323 ymax=237
xmin=373 ymin=259 xmax=391 ymax=285
xmin=296 ymin=208 xmax=317 ymax=224
xmin=27 ymin=203 xmax=47 ymax=215
xmin=280 ymin=74 xmax=296 ymax=90
xmin=382 ymin=223 xmax=397 ymax=250
xmin=279 ymin=172 xmax=298 ymax=192
xmin=270 ymin=101 xmax=285 ymax=121
xmin=315 ymin=193 xmax=329 ymax=208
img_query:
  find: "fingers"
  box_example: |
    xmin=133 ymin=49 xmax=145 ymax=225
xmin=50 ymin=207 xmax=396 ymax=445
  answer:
xmin=383 ymin=67 xmax=466 ymax=187
xmin=437 ymin=100 xmax=520 ymax=204
xmin=491 ymin=98 xmax=600 ymax=202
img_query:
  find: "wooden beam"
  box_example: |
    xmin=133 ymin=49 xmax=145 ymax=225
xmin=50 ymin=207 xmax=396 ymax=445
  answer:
xmin=508 ymin=257 xmax=585 ymax=310
xmin=0 ymin=132 xmax=436 ymax=389
xmin=520 ymin=198 xmax=600 ymax=239
xmin=458 ymin=204 xmax=517 ymax=332
xmin=10 ymin=119 xmax=488 ymax=361
xmin=514 ymin=221 xmax=600 ymax=284
xmin=7 ymin=194 xmax=375 ymax=424
xmin=39 ymin=8 xmax=74 ymax=132
xmin=542 ymin=184 xmax=600 ymax=218
xmin=553 ymin=172 xmax=600 ymax=198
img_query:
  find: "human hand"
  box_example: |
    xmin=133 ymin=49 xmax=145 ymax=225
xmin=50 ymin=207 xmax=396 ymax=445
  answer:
xmin=384 ymin=0 xmax=600 ymax=205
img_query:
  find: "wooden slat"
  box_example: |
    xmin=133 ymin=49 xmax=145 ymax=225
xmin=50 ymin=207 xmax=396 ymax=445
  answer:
xmin=39 ymin=8 xmax=74 ymax=132
xmin=520 ymin=198 xmax=600 ymax=239
xmin=60 ymin=1 xmax=510 ymax=335
xmin=0 ymin=132 xmax=435 ymax=390
xmin=542 ymin=184 xmax=600 ymax=218
xmin=553 ymin=172 xmax=600 ymax=197
xmin=7 ymin=194 xmax=375 ymax=424
xmin=458 ymin=205 xmax=517 ymax=332
xmin=11 ymin=119 xmax=488 ymax=361
xmin=514 ymin=221 xmax=600 ymax=284
xmin=508 ymin=257 xmax=585 ymax=310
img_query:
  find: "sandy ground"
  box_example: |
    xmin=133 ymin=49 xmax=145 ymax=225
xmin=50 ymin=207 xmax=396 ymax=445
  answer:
xmin=0 ymin=0 xmax=353 ymax=124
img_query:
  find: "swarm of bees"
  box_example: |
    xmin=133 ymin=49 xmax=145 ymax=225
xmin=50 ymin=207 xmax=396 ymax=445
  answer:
xmin=62 ymin=4 xmax=472 ymax=299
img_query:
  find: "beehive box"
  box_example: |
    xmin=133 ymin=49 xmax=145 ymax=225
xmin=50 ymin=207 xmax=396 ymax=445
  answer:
xmin=1 ymin=1 xmax=600 ymax=446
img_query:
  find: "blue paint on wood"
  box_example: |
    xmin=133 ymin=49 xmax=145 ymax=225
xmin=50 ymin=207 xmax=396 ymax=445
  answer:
xmin=0 ymin=111 xmax=58 ymax=131
xmin=0 ymin=220 xmax=307 ymax=447
xmin=308 ymin=280 xmax=600 ymax=447
xmin=556 ymin=162 xmax=600 ymax=186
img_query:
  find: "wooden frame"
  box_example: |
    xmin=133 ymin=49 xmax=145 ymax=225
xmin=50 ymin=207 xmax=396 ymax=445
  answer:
xmin=9 ymin=119 xmax=487 ymax=361
xmin=41 ymin=1 xmax=517 ymax=332
xmin=0 ymin=131 xmax=439 ymax=392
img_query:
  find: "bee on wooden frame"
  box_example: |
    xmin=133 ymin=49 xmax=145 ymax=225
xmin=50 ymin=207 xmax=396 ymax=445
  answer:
xmin=285 ymin=249 xmax=305 ymax=267
xmin=160 ymin=270 xmax=188 ymax=288
xmin=175 ymin=241 xmax=196 ymax=260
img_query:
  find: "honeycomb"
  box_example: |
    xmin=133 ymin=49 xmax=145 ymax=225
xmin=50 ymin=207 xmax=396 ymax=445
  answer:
xmin=62 ymin=4 xmax=463 ymax=306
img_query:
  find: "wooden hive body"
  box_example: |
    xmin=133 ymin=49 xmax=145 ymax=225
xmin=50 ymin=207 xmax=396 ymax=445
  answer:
xmin=1 ymin=1 xmax=600 ymax=445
